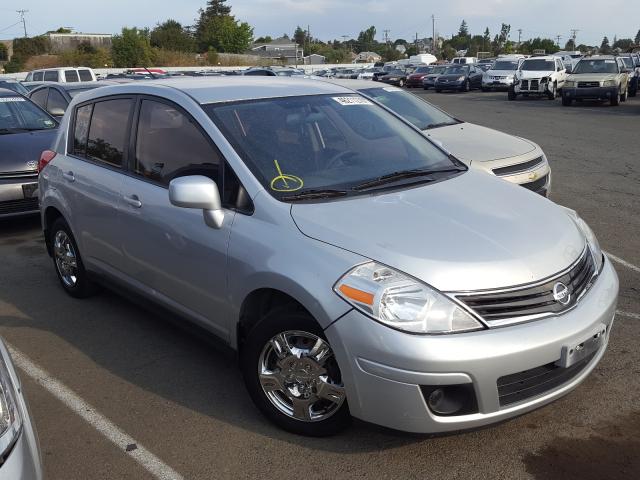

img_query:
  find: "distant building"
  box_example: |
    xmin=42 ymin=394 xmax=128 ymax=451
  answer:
xmin=395 ymin=44 xmax=406 ymax=55
xmin=304 ymin=54 xmax=325 ymax=65
xmin=353 ymin=51 xmax=382 ymax=63
xmin=46 ymin=32 xmax=112 ymax=54
xmin=0 ymin=39 xmax=13 ymax=62
xmin=250 ymin=37 xmax=304 ymax=65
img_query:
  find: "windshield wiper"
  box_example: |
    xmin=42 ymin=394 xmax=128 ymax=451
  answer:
xmin=281 ymin=189 xmax=348 ymax=201
xmin=424 ymin=121 xmax=457 ymax=130
xmin=352 ymin=167 xmax=465 ymax=192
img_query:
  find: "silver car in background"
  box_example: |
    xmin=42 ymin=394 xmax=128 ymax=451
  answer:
xmin=329 ymin=79 xmax=551 ymax=196
xmin=39 ymin=78 xmax=618 ymax=436
xmin=0 ymin=339 xmax=43 ymax=480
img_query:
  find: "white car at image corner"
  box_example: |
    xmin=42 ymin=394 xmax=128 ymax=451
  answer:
xmin=0 ymin=339 xmax=43 ymax=480
xmin=328 ymin=79 xmax=552 ymax=196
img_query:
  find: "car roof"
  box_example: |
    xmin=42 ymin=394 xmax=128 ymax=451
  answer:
xmin=324 ymin=79 xmax=394 ymax=90
xmin=33 ymin=81 xmax=117 ymax=91
xmin=523 ymin=56 xmax=558 ymax=61
xmin=31 ymin=67 xmax=93 ymax=72
xmin=69 ymin=77 xmax=355 ymax=104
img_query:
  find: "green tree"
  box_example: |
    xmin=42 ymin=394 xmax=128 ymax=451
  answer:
xmin=635 ymin=30 xmax=640 ymax=45
xmin=356 ymin=26 xmax=376 ymax=52
xmin=458 ymin=20 xmax=469 ymax=37
xmin=111 ymin=27 xmax=154 ymax=67
xmin=564 ymin=39 xmax=576 ymax=51
xmin=293 ymin=26 xmax=307 ymax=47
xmin=198 ymin=15 xmax=253 ymax=53
xmin=254 ymin=36 xmax=272 ymax=44
xmin=77 ymin=41 xmax=97 ymax=54
xmin=150 ymin=20 xmax=195 ymax=52
xmin=612 ymin=38 xmax=633 ymax=51
xmin=599 ymin=36 xmax=611 ymax=54
xmin=0 ymin=43 xmax=7 ymax=62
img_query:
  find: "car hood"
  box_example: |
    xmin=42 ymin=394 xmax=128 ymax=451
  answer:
xmin=290 ymin=170 xmax=584 ymax=292
xmin=424 ymin=122 xmax=537 ymax=162
xmin=486 ymin=70 xmax=516 ymax=76
xmin=0 ymin=128 xmax=57 ymax=173
xmin=568 ymin=74 xmax=617 ymax=82
xmin=519 ymin=70 xmax=554 ymax=79
xmin=437 ymin=74 xmax=465 ymax=81
xmin=409 ymin=73 xmax=428 ymax=79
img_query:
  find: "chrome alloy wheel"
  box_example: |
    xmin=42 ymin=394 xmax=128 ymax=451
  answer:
xmin=259 ymin=330 xmax=345 ymax=422
xmin=53 ymin=230 xmax=78 ymax=287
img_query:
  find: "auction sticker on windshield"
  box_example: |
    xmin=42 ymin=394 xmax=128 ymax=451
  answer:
xmin=332 ymin=97 xmax=373 ymax=106
xmin=0 ymin=97 xmax=26 ymax=102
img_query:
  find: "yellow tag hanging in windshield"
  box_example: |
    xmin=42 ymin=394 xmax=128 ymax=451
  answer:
xmin=270 ymin=160 xmax=304 ymax=192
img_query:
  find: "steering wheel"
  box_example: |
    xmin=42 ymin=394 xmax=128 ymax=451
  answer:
xmin=325 ymin=150 xmax=360 ymax=169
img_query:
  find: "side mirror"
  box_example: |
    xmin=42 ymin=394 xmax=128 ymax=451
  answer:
xmin=48 ymin=107 xmax=65 ymax=117
xmin=169 ymin=175 xmax=225 ymax=229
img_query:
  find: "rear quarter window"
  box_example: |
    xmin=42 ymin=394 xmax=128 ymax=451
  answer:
xmin=33 ymin=72 xmax=44 ymax=81
xmin=78 ymin=70 xmax=93 ymax=81
xmin=44 ymin=71 xmax=58 ymax=81
xmin=64 ymin=70 xmax=80 ymax=82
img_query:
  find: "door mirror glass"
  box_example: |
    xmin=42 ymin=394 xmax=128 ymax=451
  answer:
xmin=169 ymin=175 xmax=225 ymax=229
xmin=48 ymin=107 xmax=65 ymax=117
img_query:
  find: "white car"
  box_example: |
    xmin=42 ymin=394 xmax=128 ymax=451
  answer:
xmin=327 ymin=79 xmax=551 ymax=196
xmin=482 ymin=58 xmax=521 ymax=91
xmin=357 ymin=68 xmax=381 ymax=80
xmin=509 ymin=56 xmax=567 ymax=100
xmin=24 ymin=67 xmax=97 ymax=83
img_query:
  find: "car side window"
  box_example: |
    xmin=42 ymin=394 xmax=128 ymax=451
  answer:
xmin=78 ymin=70 xmax=93 ymax=81
xmin=47 ymin=89 xmax=67 ymax=112
xmin=73 ymin=104 xmax=93 ymax=157
xmin=33 ymin=72 xmax=44 ymax=81
xmin=64 ymin=70 xmax=79 ymax=82
xmin=86 ymin=99 xmax=133 ymax=167
xmin=29 ymin=88 xmax=48 ymax=109
xmin=134 ymin=99 xmax=221 ymax=187
xmin=44 ymin=71 xmax=58 ymax=82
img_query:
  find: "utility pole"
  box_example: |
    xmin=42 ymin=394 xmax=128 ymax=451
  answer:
xmin=415 ymin=32 xmax=419 ymax=54
xmin=570 ymin=29 xmax=579 ymax=48
xmin=341 ymin=35 xmax=351 ymax=53
xmin=517 ymin=29 xmax=522 ymax=46
xmin=431 ymin=15 xmax=436 ymax=55
xmin=16 ymin=9 xmax=28 ymax=37
xmin=556 ymin=35 xmax=562 ymax=48
xmin=383 ymin=29 xmax=391 ymax=48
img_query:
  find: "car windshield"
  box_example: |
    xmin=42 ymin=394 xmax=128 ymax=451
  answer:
xmin=361 ymin=87 xmax=458 ymax=130
xmin=573 ymin=59 xmax=619 ymax=74
xmin=0 ymin=81 xmax=29 ymax=96
xmin=444 ymin=66 xmax=468 ymax=75
xmin=431 ymin=66 xmax=447 ymax=74
xmin=414 ymin=67 xmax=431 ymax=73
xmin=205 ymin=94 xmax=457 ymax=199
xmin=491 ymin=61 xmax=518 ymax=71
xmin=521 ymin=60 xmax=555 ymax=71
xmin=386 ymin=70 xmax=404 ymax=75
xmin=0 ymin=96 xmax=57 ymax=132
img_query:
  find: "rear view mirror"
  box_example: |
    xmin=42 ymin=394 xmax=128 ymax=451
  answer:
xmin=169 ymin=175 xmax=225 ymax=229
xmin=48 ymin=107 xmax=65 ymax=117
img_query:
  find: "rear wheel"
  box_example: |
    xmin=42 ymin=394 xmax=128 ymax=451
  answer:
xmin=435 ymin=88 xmax=442 ymax=93
xmin=50 ymin=218 xmax=98 ymax=298
xmin=629 ymin=82 xmax=637 ymax=97
xmin=620 ymin=87 xmax=628 ymax=102
xmin=423 ymin=85 xmax=430 ymax=90
xmin=481 ymin=86 xmax=490 ymax=92
xmin=398 ymin=79 xmax=405 ymax=87
xmin=241 ymin=308 xmax=350 ymax=436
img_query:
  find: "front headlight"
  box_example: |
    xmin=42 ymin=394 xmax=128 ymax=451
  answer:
xmin=565 ymin=80 xmax=575 ymax=87
xmin=563 ymin=208 xmax=604 ymax=272
xmin=457 ymin=76 xmax=466 ymax=81
xmin=602 ymin=80 xmax=616 ymax=87
xmin=0 ymin=352 xmax=22 ymax=457
xmin=334 ymin=262 xmax=485 ymax=334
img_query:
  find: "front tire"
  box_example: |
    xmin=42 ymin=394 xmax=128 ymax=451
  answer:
xmin=507 ymin=88 xmax=517 ymax=101
xmin=435 ymin=88 xmax=442 ymax=93
xmin=562 ymin=95 xmax=573 ymax=106
xmin=241 ymin=307 xmax=351 ymax=436
xmin=547 ymin=82 xmax=557 ymax=100
xmin=620 ymin=87 xmax=628 ymax=102
xmin=50 ymin=218 xmax=98 ymax=298
xmin=398 ymin=79 xmax=405 ymax=87
xmin=610 ymin=89 xmax=620 ymax=106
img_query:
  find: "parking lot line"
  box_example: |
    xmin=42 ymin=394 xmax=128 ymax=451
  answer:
xmin=606 ymin=252 xmax=640 ymax=274
xmin=617 ymin=310 xmax=640 ymax=320
xmin=7 ymin=344 xmax=185 ymax=480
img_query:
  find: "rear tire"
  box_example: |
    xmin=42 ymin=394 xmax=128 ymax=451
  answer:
xmin=423 ymin=85 xmax=430 ymax=90
xmin=50 ymin=218 xmax=98 ymax=298
xmin=241 ymin=307 xmax=351 ymax=436
xmin=398 ymin=79 xmax=405 ymax=87
xmin=481 ymin=87 xmax=490 ymax=92
xmin=435 ymin=88 xmax=442 ymax=93
xmin=620 ymin=88 xmax=628 ymax=102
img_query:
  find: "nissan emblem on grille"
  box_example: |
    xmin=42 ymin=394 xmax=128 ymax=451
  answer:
xmin=26 ymin=161 xmax=38 ymax=170
xmin=553 ymin=282 xmax=570 ymax=305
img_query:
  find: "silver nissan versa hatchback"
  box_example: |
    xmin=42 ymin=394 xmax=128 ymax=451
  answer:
xmin=38 ymin=78 xmax=619 ymax=436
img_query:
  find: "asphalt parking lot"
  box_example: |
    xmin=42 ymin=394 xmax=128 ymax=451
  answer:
xmin=1 ymin=89 xmax=639 ymax=480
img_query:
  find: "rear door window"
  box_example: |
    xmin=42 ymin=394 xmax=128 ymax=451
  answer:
xmin=134 ymin=99 xmax=221 ymax=187
xmin=64 ymin=70 xmax=80 ymax=82
xmin=44 ymin=71 xmax=58 ymax=81
xmin=33 ymin=71 xmax=44 ymax=81
xmin=47 ymin=88 xmax=67 ymax=113
xmin=86 ymin=99 xmax=133 ymax=167
xmin=72 ymin=104 xmax=93 ymax=156
xmin=78 ymin=69 xmax=93 ymax=81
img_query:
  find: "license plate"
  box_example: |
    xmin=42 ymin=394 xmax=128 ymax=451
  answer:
xmin=22 ymin=183 xmax=38 ymax=199
xmin=555 ymin=324 xmax=607 ymax=368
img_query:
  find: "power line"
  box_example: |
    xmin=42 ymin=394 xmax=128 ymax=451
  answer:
xmin=0 ymin=20 xmax=22 ymax=34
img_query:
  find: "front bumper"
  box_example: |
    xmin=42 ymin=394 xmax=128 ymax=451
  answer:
xmin=472 ymin=154 xmax=552 ymax=197
xmin=381 ymin=79 xmax=403 ymax=86
xmin=0 ymin=176 xmax=39 ymax=218
xmin=326 ymin=258 xmax=618 ymax=433
xmin=435 ymin=80 xmax=464 ymax=90
xmin=406 ymin=77 xmax=426 ymax=87
xmin=563 ymin=86 xmax=617 ymax=100
xmin=483 ymin=78 xmax=513 ymax=89
xmin=515 ymin=79 xmax=553 ymax=94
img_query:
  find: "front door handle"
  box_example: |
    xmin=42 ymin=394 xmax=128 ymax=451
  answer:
xmin=123 ymin=194 xmax=142 ymax=208
xmin=62 ymin=171 xmax=75 ymax=182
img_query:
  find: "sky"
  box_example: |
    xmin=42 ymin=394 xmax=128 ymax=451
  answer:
xmin=1 ymin=1 xmax=639 ymax=47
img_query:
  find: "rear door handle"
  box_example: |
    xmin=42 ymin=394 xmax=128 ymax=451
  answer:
xmin=123 ymin=194 xmax=142 ymax=208
xmin=62 ymin=171 xmax=75 ymax=182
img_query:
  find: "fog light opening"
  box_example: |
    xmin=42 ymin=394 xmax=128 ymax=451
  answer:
xmin=421 ymin=384 xmax=478 ymax=416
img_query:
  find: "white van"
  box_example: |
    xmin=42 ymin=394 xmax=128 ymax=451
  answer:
xmin=24 ymin=67 xmax=96 ymax=83
xmin=452 ymin=57 xmax=478 ymax=65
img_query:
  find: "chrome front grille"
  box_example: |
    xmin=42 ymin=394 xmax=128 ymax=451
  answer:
xmin=0 ymin=171 xmax=38 ymax=180
xmin=492 ymin=156 xmax=545 ymax=176
xmin=530 ymin=79 xmax=539 ymax=90
xmin=578 ymin=82 xmax=599 ymax=88
xmin=521 ymin=80 xmax=529 ymax=90
xmin=455 ymin=247 xmax=599 ymax=326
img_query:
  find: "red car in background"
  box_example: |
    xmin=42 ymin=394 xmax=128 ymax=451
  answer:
xmin=406 ymin=66 xmax=434 ymax=88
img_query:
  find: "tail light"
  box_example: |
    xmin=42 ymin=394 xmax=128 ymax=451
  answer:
xmin=38 ymin=150 xmax=56 ymax=173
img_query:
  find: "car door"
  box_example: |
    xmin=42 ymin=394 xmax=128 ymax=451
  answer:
xmin=470 ymin=66 xmax=482 ymax=87
xmin=556 ymin=59 xmax=567 ymax=86
xmin=63 ymin=97 xmax=134 ymax=274
xmin=117 ymin=97 xmax=237 ymax=339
